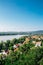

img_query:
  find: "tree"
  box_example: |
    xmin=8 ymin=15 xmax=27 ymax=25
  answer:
xmin=39 ymin=58 xmax=43 ymax=65
xmin=18 ymin=36 xmax=26 ymax=43
xmin=0 ymin=42 xmax=3 ymax=52
xmin=11 ymin=38 xmax=18 ymax=44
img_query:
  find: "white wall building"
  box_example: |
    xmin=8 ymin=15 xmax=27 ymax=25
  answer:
xmin=35 ymin=41 xmax=41 ymax=47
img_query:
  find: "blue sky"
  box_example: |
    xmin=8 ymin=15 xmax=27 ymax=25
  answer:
xmin=0 ymin=0 xmax=43 ymax=32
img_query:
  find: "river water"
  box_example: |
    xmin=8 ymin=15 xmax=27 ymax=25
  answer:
xmin=0 ymin=35 xmax=28 ymax=42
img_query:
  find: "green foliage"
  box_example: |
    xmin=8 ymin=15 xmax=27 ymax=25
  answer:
xmin=0 ymin=41 xmax=3 ymax=52
xmin=41 ymin=40 xmax=43 ymax=46
xmin=19 ymin=42 xmax=34 ymax=55
xmin=39 ymin=58 xmax=43 ymax=65
xmin=0 ymin=36 xmax=43 ymax=65
xmin=3 ymin=46 xmax=43 ymax=65
xmin=12 ymin=38 xmax=18 ymax=44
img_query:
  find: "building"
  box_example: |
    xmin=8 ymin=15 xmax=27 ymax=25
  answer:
xmin=31 ymin=35 xmax=39 ymax=39
xmin=13 ymin=45 xmax=17 ymax=49
xmin=32 ymin=41 xmax=36 ymax=44
xmin=35 ymin=41 xmax=41 ymax=47
xmin=23 ymin=37 xmax=30 ymax=44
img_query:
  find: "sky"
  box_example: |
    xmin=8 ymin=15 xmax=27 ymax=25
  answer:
xmin=0 ymin=0 xmax=43 ymax=32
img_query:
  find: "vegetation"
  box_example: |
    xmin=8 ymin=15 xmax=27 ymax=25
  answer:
xmin=0 ymin=35 xmax=43 ymax=65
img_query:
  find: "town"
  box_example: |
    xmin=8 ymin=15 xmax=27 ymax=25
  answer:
xmin=0 ymin=34 xmax=43 ymax=55
xmin=0 ymin=34 xmax=43 ymax=65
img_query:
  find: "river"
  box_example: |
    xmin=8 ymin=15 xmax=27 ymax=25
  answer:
xmin=0 ymin=35 xmax=28 ymax=42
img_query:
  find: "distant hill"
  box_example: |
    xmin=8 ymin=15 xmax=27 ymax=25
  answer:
xmin=0 ymin=30 xmax=43 ymax=35
xmin=30 ymin=30 xmax=43 ymax=35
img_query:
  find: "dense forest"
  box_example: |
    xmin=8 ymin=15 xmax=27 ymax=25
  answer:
xmin=0 ymin=35 xmax=43 ymax=65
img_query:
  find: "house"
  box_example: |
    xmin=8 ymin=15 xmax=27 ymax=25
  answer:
xmin=5 ymin=50 xmax=9 ymax=54
xmin=18 ymin=43 xmax=22 ymax=46
xmin=0 ymin=51 xmax=8 ymax=56
xmin=0 ymin=51 xmax=7 ymax=55
xmin=23 ymin=37 xmax=30 ymax=44
xmin=35 ymin=41 xmax=41 ymax=47
xmin=32 ymin=41 xmax=36 ymax=44
xmin=15 ymin=43 xmax=22 ymax=47
xmin=13 ymin=45 xmax=17 ymax=49
xmin=16 ymin=44 xmax=19 ymax=47
xmin=38 ymin=38 xmax=41 ymax=40
xmin=41 ymin=36 xmax=43 ymax=40
xmin=2 ymin=51 xmax=7 ymax=55
xmin=14 ymin=48 xmax=18 ymax=52
xmin=25 ymin=37 xmax=30 ymax=42
xmin=31 ymin=35 xmax=39 ymax=39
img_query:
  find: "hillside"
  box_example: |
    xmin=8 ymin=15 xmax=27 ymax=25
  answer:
xmin=0 ymin=30 xmax=43 ymax=35
xmin=0 ymin=35 xmax=43 ymax=65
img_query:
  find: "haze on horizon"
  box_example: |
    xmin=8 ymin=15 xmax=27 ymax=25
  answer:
xmin=0 ymin=0 xmax=43 ymax=32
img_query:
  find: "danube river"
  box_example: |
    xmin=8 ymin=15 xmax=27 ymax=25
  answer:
xmin=0 ymin=35 xmax=28 ymax=42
